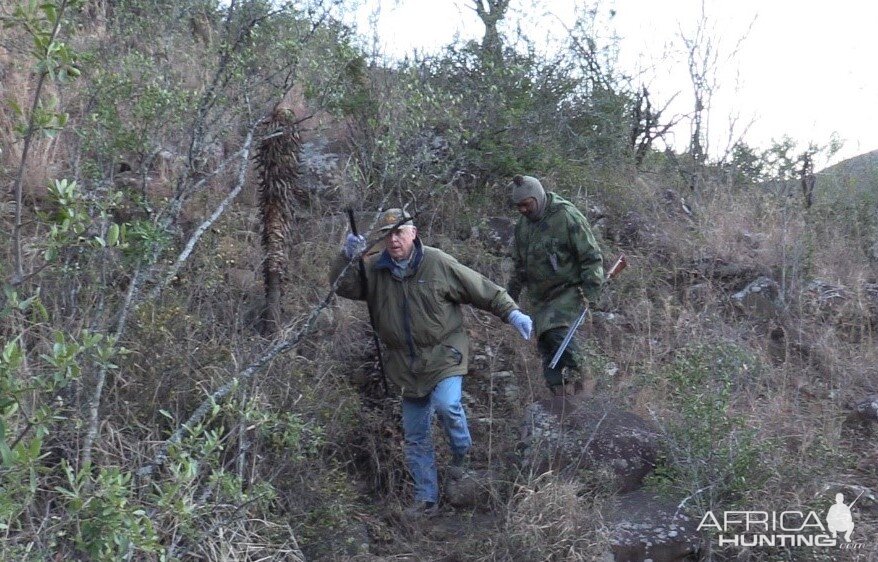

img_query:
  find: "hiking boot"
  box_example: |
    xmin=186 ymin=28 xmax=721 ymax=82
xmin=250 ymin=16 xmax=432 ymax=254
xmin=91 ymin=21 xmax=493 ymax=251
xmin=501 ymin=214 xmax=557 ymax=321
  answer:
xmin=549 ymin=381 xmax=584 ymax=398
xmin=449 ymin=452 xmax=470 ymax=480
xmin=403 ymin=500 xmax=439 ymax=519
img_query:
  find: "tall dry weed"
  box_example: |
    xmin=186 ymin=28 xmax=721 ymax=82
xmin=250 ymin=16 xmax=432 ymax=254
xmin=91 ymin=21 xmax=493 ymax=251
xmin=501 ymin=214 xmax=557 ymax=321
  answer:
xmin=494 ymin=474 xmax=610 ymax=561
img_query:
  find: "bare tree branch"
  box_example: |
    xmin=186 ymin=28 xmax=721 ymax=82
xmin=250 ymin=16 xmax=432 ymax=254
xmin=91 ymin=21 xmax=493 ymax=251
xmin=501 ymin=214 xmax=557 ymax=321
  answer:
xmin=137 ymin=192 xmax=395 ymax=478
xmin=145 ymin=126 xmax=256 ymax=303
xmin=80 ymin=120 xmax=260 ymax=467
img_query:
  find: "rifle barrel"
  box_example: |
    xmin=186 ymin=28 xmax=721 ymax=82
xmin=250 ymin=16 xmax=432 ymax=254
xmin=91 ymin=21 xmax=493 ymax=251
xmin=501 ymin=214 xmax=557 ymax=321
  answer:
xmin=546 ymin=253 xmax=627 ymax=370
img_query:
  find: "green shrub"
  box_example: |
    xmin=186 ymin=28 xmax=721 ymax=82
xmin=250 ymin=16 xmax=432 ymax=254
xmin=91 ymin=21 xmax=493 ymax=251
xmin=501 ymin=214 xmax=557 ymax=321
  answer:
xmin=647 ymin=343 xmax=770 ymax=513
xmin=56 ymin=462 xmax=161 ymax=561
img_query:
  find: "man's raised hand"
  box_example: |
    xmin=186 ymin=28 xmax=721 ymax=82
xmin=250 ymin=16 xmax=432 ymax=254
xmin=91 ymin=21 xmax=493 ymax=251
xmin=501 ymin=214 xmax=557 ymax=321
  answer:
xmin=343 ymin=233 xmax=366 ymax=259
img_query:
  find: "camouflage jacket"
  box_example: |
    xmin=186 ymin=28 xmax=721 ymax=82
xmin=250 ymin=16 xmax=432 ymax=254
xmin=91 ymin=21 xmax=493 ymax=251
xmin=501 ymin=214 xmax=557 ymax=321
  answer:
xmin=508 ymin=192 xmax=603 ymax=337
xmin=330 ymin=239 xmax=518 ymax=398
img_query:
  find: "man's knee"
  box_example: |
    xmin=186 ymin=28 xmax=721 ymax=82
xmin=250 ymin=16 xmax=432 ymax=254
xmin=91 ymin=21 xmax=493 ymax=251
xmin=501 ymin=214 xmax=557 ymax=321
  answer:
xmin=431 ymin=376 xmax=463 ymax=410
xmin=433 ymin=394 xmax=463 ymax=418
xmin=404 ymin=436 xmax=433 ymax=453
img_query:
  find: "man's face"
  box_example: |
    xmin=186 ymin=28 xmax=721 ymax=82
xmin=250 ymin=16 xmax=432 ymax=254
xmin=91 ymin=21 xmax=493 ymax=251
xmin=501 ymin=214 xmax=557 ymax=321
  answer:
xmin=385 ymin=226 xmax=417 ymax=260
xmin=516 ymin=197 xmax=539 ymax=220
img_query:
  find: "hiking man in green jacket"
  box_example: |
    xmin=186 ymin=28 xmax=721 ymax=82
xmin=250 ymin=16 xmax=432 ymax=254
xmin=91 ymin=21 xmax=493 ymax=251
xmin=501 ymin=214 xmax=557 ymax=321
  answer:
xmin=507 ymin=175 xmax=604 ymax=397
xmin=330 ymin=208 xmax=533 ymax=518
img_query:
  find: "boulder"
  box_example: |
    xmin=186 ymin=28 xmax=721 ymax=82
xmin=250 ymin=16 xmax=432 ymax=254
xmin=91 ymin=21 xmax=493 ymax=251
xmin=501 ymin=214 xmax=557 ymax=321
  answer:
xmin=601 ymin=490 xmax=702 ymax=562
xmin=519 ymin=397 xmax=661 ymax=493
xmin=731 ymin=276 xmax=780 ymax=318
xmin=853 ymin=394 xmax=878 ymax=423
xmin=444 ymin=469 xmax=498 ymax=509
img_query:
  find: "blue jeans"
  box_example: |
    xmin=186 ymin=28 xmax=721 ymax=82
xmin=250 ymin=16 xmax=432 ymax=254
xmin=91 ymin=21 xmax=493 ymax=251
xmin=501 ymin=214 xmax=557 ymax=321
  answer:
xmin=401 ymin=375 xmax=472 ymax=503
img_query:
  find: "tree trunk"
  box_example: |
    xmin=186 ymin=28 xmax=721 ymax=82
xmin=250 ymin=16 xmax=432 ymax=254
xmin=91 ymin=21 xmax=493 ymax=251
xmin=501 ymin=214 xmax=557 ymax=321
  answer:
xmin=473 ymin=0 xmax=510 ymax=64
xmin=255 ymin=100 xmax=303 ymax=336
xmin=263 ymin=204 xmax=286 ymax=334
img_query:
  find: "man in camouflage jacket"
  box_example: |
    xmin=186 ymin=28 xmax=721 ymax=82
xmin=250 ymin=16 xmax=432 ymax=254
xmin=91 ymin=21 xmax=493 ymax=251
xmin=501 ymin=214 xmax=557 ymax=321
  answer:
xmin=330 ymin=209 xmax=533 ymax=518
xmin=507 ymin=175 xmax=604 ymax=396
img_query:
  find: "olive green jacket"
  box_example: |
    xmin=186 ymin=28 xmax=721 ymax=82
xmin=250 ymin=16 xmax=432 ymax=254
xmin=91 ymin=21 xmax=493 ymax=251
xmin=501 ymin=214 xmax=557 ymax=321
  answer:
xmin=508 ymin=192 xmax=603 ymax=338
xmin=331 ymin=239 xmax=518 ymax=398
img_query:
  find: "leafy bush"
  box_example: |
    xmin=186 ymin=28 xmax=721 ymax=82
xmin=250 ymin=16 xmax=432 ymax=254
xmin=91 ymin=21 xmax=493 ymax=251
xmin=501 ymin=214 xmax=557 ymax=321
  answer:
xmin=647 ymin=343 xmax=770 ymax=512
xmin=56 ymin=462 xmax=161 ymax=561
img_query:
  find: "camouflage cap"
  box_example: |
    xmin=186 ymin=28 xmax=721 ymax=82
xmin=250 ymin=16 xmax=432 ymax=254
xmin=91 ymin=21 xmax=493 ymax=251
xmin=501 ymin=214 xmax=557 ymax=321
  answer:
xmin=376 ymin=208 xmax=415 ymax=232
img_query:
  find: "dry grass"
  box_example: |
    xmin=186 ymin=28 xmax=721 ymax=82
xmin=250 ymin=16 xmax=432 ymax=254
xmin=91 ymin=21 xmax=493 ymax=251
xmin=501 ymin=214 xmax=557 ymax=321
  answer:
xmin=0 ymin=55 xmax=62 ymax=200
xmin=494 ymin=474 xmax=611 ymax=561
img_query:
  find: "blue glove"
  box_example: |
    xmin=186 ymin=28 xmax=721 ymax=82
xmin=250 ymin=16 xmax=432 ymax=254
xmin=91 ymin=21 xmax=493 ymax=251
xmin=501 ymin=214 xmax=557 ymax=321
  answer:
xmin=508 ymin=309 xmax=533 ymax=340
xmin=343 ymin=233 xmax=366 ymax=259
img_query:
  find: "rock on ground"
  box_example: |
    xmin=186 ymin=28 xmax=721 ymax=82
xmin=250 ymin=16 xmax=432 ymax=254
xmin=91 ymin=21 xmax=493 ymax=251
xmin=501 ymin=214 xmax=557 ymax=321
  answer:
xmin=601 ymin=489 xmax=701 ymax=562
xmin=519 ymin=396 xmax=661 ymax=493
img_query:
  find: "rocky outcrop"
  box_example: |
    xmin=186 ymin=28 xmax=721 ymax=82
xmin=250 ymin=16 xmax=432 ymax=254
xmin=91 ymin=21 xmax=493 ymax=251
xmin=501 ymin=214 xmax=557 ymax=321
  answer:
xmin=731 ymin=276 xmax=780 ymax=318
xmin=802 ymin=279 xmax=849 ymax=314
xmin=519 ymin=397 xmax=661 ymax=493
xmin=473 ymin=216 xmax=516 ymax=253
xmin=518 ymin=396 xmax=705 ymax=561
xmin=601 ymin=490 xmax=701 ymax=562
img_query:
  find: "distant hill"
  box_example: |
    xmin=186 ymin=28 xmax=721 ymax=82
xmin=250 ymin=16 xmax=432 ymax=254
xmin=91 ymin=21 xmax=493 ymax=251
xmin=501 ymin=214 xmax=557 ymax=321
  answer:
xmin=760 ymin=149 xmax=878 ymax=197
xmin=818 ymin=148 xmax=878 ymax=188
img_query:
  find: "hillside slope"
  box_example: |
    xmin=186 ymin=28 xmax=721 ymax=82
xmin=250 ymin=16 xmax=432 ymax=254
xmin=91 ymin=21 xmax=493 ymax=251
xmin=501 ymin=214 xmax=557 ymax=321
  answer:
xmin=1 ymin=2 xmax=877 ymax=561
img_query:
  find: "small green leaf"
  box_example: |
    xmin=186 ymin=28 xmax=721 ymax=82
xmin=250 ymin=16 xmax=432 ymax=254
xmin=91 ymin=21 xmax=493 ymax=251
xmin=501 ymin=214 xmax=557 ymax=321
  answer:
xmin=0 ymin=419 xmax=14 ymax=466
xmin=7 ymin=99 xmax=22 ymax=116
xmin=40 ymin=4 xmax=58 ymax=23
xmin=107 ymin=223 xmax=120 ymax=246
xmin=33 ymin=299 xmax=49 ymax=321
xmin=28 ymin=434 xmax=42 ymax=458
